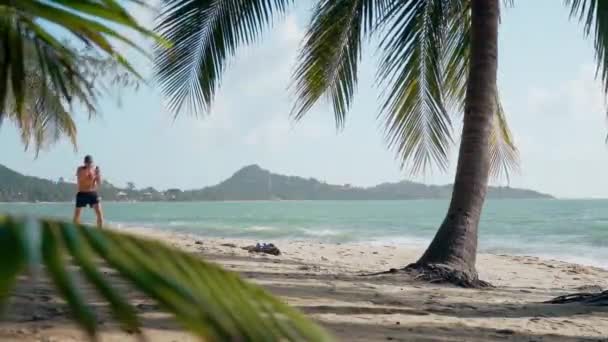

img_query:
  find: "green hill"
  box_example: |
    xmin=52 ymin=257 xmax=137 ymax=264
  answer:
xmin=0 ymin=163 xmax=553 ymax=202
xmin=183 ymin=165 xmax=553 ymax=200
xmin=0 ymin=164 xmax=127 ymax=202
xmin=0 ymin=164 xmax=75 ymax=202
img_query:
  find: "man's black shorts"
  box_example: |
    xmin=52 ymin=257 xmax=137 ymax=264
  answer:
xmin=75 ymin=191 xmax=100 ymax=208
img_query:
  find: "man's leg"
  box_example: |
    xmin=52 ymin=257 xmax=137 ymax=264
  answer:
xmin=73 ymin=207 xmax=83 ymax=224
xmin=93 ymin=203 xmax=104 ymax=228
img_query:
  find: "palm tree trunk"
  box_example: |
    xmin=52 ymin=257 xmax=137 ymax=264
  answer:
xmin=407 ymin=0 xmax=499 ymax=287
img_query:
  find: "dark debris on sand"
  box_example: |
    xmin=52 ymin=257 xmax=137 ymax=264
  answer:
xmin=242 ymin=243 xmax=281 ymax=256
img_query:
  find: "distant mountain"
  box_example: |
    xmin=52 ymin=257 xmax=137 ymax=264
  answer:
xmin=181 ymin=165 xmax=553 ymax=200
xmin=0 ymin=163 xmax=553 ymax=202
xmin=0 ymin=164 xmax=158 ymax=202
xmin=0 ymin=164 xmax=75 ymax=202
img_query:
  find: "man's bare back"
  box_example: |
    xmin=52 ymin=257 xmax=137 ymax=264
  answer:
xmin=73 ymin=155 xmax=104 ymax=227
xmin=77 ymin=165 xmax=99 ymax=192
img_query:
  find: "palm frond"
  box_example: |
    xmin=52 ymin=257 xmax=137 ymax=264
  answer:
xmin=0 ymin=0 xmax=155 ymax=122
xmin=0 ymin=2 xmax=144 ymax=155
xmin=442 ymin=0 xmax=469 ymax=112
xmin=291 ymin=0 xmax=391 ymax=128
xmin=16 ymin=84 xmax=78 ymax=157
xmin=3 ymin=51 xmax=77 ymax=155
xmin=376 ymin=0 xmax=456 ymax=174
xmin=566 ymin=0 xmax=608 ymax=93
xmin=490 ymin=92 xmax=519 ymax=183
xmin=1 ymin=42 xmax=140 ymax=155
xmin=566 ymin=0 xmax=608 ymax=142
xmin=503 ymin=0 xmax=515 ymax=8
xmin=75 ymin=45 xmax=143 ymax=109
xmin=0 ymin=215 xmax=332 ymax=341
xmin=154 ymin=0 xmax=294 ymax=116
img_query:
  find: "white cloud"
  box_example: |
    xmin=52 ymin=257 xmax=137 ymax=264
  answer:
xmin=176 ymin=12 xmax=310 ymax=151
xmin=130 ymin=1 xmax=160 ymax=27
xmin=243 ymin=112 xmax=331 ymax=153
xmin=512 ymin=64 xmax=608 ymax=197
xmin=280 ymin=14 xmax=304 ymax=44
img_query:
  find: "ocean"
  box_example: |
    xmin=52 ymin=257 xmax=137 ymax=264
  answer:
xmin=1 ymin=199 xmax=606 ymax=269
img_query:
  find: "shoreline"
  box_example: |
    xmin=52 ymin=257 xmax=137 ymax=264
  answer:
xmin=123 ymin=226 xmax=608 ymax=272
xmin=0 ymin=197 xmax=560 ymax=204
xmin=1 ymin=227 xmax=608 ymax=341
xmin=130 ymin=227 xmax=608 ymax=280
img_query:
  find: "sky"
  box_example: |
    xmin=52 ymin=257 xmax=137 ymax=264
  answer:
xmin=1 ymin=1 xmax=608 ymax=199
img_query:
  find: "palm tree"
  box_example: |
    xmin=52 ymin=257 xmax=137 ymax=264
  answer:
xmin=154 ymin=0 xmax=608 ymax=287
xmin=154 ymin=0 xmax=512 ymax=287
xmin=0 ymin=1 xmax=331 ymax=340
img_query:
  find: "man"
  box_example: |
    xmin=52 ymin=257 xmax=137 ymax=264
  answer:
xmin=73 ymin=155 xmax=104 ymax=227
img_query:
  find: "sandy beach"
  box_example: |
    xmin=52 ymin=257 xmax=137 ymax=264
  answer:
xmin=1 ymin=228 xmax=608 ymax=341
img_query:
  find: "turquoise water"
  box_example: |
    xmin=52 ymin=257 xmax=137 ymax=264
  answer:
xmin=1 ymin=199 xmax=607 ymax=268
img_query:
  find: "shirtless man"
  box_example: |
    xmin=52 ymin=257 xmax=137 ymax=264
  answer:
xmin=73 ymin=155 xmax=104 ymax=227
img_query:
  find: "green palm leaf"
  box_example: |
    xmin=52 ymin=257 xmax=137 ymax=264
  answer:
xmin=1 ymin=42 xmax=140 ymax=155
xmin=0 ymin=0 xmax=156 ymax=123
xmin=567 ymin=0 xmax=608 ymax=93
xmin=154 ymin=0 xmax=294 ymax=116
xmin=490 ymin=91 xmax=519 ymax=182
xmin=3 ymin=52 xmax=78 ymax=155
xmin=292 ymin=0 xmax=517 ymax=178
xmin=156 ymin=0 xmax=519 ymax=177
xmin=566 ymin=0 xmax=608 ymax=141
xmin=291 ymin=0 xmax=390 ymax=128
xmin=0 ymin=215 xmax=332 ymax=341
xmin=376 ymin=0 xmax=455 ymax=174
xmin=0 ymin=1 xmax=145 ymax=155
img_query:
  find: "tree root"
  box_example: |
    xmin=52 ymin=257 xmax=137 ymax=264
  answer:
xmin=360 ymin=263 xmax=493 ymax=289
xmin=403 ymin=263 xmax=493 ymax=288
xmin=545 ymin=290 xmax=608 ymax=305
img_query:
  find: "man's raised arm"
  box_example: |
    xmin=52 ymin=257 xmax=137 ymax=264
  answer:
xmin=95 ymin=166 xmax=102 ymax=185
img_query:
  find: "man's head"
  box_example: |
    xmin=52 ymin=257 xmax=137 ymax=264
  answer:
xmin=84 ymin=155 xmax=93 ymax=166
